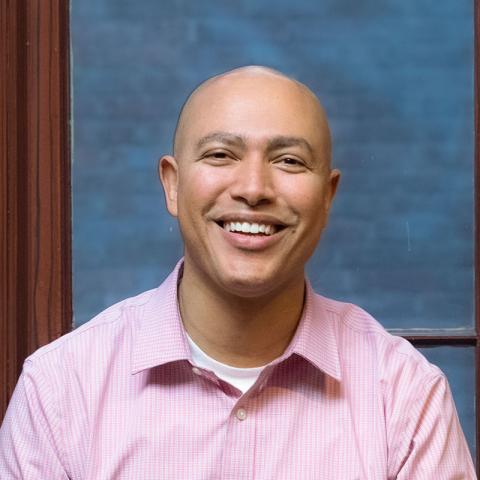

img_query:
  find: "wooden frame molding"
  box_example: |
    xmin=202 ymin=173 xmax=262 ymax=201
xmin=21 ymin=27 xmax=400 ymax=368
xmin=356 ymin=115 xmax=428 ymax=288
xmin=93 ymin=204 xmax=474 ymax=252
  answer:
xmin=0 ymin=0 xmax=72 ymax=417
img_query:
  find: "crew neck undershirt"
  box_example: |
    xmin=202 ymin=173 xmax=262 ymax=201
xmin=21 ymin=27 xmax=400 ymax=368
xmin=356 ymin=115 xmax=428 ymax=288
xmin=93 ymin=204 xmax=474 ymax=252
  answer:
xmin=185 ymin=333 xmax=267 ymax=394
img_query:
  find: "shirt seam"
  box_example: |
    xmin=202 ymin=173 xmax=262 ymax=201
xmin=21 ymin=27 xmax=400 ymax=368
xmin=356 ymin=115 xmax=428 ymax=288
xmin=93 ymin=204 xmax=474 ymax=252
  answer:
xmin=324 ymin=303 xmax=387 ymax=335
xmin=23 ymin=359 xmax=69 ymax=475
xmin=389 ymin=371 xmax=443 ymax=475
xmin=324 ymin=303 xmax=437 ymax=374
xmin=29 ymin=298 xmax=150 ymax=361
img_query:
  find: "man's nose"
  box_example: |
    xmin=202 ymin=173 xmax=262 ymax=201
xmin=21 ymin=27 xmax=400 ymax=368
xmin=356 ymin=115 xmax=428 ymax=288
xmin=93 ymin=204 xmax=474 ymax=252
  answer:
xmin=229 ymin=156 xmax=275 ymax=207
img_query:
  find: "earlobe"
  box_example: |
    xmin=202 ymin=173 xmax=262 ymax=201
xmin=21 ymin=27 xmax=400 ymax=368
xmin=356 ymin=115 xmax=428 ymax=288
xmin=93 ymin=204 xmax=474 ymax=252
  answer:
xmin=324 ymin=168 xmax=341 ymax=212
xmin=158 ymin=155 xmax=179 ymax=217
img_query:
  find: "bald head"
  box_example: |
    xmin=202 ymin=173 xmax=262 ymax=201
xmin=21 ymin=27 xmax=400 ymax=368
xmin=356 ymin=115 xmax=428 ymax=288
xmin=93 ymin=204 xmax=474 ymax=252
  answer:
xmin=173 ymin=66 xmax=332 ymax=166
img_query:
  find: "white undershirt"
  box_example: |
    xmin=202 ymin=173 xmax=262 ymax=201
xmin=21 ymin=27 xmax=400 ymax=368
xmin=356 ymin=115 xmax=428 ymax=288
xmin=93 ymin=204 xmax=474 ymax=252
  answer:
xmin=186 ymin=333 xmax=266 ymax=394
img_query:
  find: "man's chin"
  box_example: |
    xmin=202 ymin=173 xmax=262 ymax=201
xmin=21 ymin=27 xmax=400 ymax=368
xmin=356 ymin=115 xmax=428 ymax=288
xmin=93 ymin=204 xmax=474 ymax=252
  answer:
xmin=215 ymin=269 xmax=287 ymax=299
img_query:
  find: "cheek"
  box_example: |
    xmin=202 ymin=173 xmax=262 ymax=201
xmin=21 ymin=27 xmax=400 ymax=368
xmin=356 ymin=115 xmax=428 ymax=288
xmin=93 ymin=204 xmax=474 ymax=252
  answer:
xmin=179 ymin=165 xmax=230 ymax=198
xmin=176 ymin=167 xmax=230 ymax=222
xmin=279 ymin=177 xmax=328 ymax=216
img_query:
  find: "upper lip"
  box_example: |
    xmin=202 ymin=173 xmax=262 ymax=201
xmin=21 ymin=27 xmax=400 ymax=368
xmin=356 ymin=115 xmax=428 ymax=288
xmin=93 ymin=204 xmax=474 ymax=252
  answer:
xmin=213 ymin=213 xmax=289 ymax=227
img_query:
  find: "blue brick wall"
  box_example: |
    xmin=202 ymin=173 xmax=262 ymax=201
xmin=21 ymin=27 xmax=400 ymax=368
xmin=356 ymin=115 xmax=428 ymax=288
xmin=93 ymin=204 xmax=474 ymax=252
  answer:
xmin=71 ymin=0 xmax=475 ymax=455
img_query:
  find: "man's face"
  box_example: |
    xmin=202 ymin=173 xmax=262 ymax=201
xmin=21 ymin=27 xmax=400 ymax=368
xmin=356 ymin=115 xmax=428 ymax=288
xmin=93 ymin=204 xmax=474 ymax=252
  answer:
xmin=160 ymin=71 xmax=340 ymax=298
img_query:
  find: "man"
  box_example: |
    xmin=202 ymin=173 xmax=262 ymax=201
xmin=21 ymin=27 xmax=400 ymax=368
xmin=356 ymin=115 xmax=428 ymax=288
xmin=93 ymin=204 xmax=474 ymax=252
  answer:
xmin=0 ymin=66 xmax=475 ymax=478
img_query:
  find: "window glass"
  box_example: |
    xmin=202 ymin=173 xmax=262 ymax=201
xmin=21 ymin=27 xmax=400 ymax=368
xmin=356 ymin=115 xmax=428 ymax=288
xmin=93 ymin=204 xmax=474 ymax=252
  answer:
xmin=72 ymin=0 xmax=474 ymax=329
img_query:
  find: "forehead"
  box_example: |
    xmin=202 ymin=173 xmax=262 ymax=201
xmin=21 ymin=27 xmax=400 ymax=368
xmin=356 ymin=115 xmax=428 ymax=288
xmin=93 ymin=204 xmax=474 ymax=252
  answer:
xmin=179 ymin=73 xmax=329 ymax=152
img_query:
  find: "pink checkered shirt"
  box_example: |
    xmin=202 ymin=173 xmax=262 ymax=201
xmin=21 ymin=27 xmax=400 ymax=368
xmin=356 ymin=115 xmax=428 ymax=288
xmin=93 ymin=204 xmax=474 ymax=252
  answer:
xmin=0 ymin=260 xmax=475 ymax=479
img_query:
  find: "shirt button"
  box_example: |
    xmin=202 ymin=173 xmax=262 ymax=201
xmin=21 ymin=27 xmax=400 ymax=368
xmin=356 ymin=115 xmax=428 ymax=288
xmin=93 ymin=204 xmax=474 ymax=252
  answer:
xmin=236 ymin=408 xmax=247 ymax=421
xmin=192 ymin=367 xmax=202 ymax=376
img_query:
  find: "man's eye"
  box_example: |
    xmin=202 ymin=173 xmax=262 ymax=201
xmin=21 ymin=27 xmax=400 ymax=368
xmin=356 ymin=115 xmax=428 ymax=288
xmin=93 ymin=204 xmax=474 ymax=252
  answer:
xmin=211 ymin=152 xmax=227 ymax=159
xmin=282 ymin=157 xmax=300 ymax=165
xmin=204 ymin=151 xmax=230 ymax=161
xmin=278 ymin=157 xmax=305 ymax=168
xmin=202 ymin=150 xmax=238 ymax=166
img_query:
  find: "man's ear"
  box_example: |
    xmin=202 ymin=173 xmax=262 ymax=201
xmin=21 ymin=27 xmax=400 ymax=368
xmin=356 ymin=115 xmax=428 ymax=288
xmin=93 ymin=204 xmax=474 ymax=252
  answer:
xmin=324 ymin=168 xmax=341 ymax=213
xmin=158 ymin=155 xmax=179 ymax=217
xmin=329 ymin=169 xmax=341 ymax=203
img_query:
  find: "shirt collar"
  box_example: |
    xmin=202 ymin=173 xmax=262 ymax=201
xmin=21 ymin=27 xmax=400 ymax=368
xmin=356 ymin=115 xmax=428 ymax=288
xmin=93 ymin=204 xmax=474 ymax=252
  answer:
xmin=131 ymin=259 xmax=341 ymax=381
xmin=131 ymin=259 xmax=191 ymax=374
xmin=280 ymin=280 xmax=342 ymax=381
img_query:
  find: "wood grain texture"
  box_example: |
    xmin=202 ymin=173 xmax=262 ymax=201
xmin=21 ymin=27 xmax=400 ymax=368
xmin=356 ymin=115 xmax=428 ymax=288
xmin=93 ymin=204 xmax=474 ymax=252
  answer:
xmin=0 ymin=0 xmax=71 ymax=418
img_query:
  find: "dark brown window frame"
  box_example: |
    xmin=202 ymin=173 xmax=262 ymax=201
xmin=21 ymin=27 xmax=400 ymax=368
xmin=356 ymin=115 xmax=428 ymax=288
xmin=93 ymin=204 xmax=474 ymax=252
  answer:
xmin=1 ymin=0 xmax=479 ymax=471
xmin=0 ymin=0 xmax=71 ymax=415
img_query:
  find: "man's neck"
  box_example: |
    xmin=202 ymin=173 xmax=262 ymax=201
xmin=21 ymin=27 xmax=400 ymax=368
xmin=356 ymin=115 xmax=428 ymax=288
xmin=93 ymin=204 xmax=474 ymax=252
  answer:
xmin=178 ymin=263 xmax=305 ymax=368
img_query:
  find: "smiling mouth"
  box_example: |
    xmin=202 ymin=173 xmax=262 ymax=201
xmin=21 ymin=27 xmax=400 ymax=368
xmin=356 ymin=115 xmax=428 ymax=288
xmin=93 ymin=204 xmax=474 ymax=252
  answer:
xmin=216 ymin=220 xmax=286 ymax=236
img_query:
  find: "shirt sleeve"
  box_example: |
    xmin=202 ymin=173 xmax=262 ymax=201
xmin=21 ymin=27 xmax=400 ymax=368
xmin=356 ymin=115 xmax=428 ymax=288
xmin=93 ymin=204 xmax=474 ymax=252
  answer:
xmin=391 ymin=372 xmax=476 ymax=479
xmin=0 ymin=360 xmax=69 ymax=479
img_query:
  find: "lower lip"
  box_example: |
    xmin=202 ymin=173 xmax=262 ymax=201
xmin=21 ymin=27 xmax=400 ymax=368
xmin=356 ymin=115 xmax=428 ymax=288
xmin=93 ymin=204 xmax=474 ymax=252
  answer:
xmin=217 ymin=224 xmax=286 ymax=251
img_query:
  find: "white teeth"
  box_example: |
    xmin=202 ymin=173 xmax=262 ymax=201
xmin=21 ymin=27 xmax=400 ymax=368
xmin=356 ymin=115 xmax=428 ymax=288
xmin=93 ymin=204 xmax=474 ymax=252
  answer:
xmin=223 ymin=221 xmax=277 ymax=235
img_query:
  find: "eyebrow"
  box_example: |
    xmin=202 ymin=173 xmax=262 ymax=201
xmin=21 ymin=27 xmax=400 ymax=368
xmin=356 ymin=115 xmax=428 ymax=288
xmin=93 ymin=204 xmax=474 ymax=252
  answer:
xmin=196 ymin=131 xmax=314 ymax=157
xmin=196 ymin=132 xmax=247 ymax=150
xmin=266 ymin=136 xmax=314 ymax=157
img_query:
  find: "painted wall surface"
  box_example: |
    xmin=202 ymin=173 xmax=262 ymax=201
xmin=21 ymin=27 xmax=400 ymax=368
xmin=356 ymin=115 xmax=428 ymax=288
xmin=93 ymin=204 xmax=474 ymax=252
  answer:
xmin=72 ymin=0 xmax=475 ymax=454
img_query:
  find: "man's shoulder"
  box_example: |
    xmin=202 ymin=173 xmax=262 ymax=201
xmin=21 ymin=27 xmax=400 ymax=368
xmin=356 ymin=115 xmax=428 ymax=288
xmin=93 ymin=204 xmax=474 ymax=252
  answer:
xmin=314 ymin=292 xmax=389 ymax=338
xmin=313 ymin=292 xmax=442 ymax=379
xmin=26 ymin=287 xmax=159 ymax=367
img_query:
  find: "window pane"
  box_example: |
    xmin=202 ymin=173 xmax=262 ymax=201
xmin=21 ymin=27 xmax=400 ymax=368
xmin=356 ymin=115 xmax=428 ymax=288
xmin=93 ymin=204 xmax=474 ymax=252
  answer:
xmin=418 ymin=346 xmax=475 ymax=459
xmin=72 ymin=0 xmax=474 ymax=329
